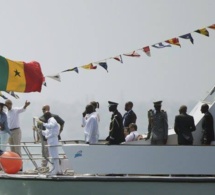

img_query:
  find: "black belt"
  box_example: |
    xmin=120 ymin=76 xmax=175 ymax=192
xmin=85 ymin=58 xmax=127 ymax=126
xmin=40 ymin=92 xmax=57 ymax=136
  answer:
xmin=10 ymin=127 xmax=19 ymax=131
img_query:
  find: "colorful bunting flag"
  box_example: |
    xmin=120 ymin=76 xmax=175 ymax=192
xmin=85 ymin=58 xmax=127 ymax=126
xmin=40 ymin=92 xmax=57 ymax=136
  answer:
xmin=165 ymin=38 xmax=181 ymax=47
xmin=143 ymin=46 xmax=151 ymax=56
xmin=123 ymin=51 xmax=141 ymax=57
xmin=208 ymin=24 xmax=215 ymax=30
xmin=54 ymin=24 xmax=215 ymax=78
xmin=112 ymin=55 xmax=123 ymax=63
xmin=0 ymin=56 xmax=44 ymax=93
xmin=179 ymin=33 xmax=194 ymax=44
xmin=81 ymin=63 xmax=97 ymax=70
xmin=195 ymin=28 xmax=209 ymax=37
xmin=98 ymin=62 xmax=108 ymax=72
xmin=62 ymin=67 xmax=79 ymax=74
xmin=46 ymin=74 xmax=61 ymax=82
xmin=6 ymin=91 xmax=19 ymax=99
xmin=0 ymin=92 xmax=7 ymax=99
xmin=152 ymin=42 xmax=171 ymax=49
xmin=43 ymin=82 xmax=47 ymax=87
xmin=42 ymin=77 xmax=47 ymax=87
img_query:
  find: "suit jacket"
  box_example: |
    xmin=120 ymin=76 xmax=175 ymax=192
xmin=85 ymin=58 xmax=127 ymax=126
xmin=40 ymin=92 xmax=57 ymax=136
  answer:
xmin=108 ymin=110 xmax=125 ymax=144
xmin=122 ymin=110 xmax=137 ymax=127
xmin=174 ymin=113 xmax=196 ymax=145
xmin=202 ymin=111 xmax=214 ymax=144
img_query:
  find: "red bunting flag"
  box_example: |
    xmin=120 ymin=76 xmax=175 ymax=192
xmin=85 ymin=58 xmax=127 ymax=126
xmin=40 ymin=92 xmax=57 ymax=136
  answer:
xmin=143 ymin=46 xmax=151 ymax=56
xmin=112 ymin=55 xmax=123 ymax=63
xmin=208 ymin=24 xmax=215 ymax=30
xmin=123 ymin=51 xmax=141 ymax=57
xmin=165 ymin=38 xmax=181 ymax=47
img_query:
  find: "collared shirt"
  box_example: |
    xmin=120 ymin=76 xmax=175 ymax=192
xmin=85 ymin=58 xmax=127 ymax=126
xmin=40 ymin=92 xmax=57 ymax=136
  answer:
xmin=6 ymin=107 xmax=26 ymax=129
xmin=84 ymin=112 xmax=99 ymax=144
xmin=125 ymin=131 xmax=139 ymax=142
xmin=123 ymin=110 xmax=131 ymax=126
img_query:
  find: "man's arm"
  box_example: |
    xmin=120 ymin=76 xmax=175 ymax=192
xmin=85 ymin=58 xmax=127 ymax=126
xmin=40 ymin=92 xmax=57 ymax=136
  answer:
xmin=174 ymin=116 xmax=179 ymax=134
xmin=23 ymin=100 xmax=30 ymax=109
xmin=53 ymin=114 xmax=65 ymax=132
xmin=190 ymin=116 xmax=196 ymax=132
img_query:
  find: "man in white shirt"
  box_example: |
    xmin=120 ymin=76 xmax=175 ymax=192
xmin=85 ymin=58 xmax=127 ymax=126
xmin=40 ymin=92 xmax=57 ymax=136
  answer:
xmin=84 ymin=104 xmax=99 ymax=144
xmin=5 ymin=99 xmax=30 ymax=157
xmin=125 ymin=123 xmax=140 ymax=142
xmin=38 ymin=111 xmax=62 ymax=175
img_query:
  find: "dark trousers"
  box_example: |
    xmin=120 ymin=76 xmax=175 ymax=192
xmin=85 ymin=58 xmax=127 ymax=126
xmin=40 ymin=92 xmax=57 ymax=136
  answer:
xmin=151 ymin=139 xmax=166 ymax=145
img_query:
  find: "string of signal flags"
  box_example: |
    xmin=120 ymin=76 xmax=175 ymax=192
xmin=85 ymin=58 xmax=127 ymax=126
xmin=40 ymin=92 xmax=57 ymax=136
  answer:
xmin=46 ymin=23 xmax=215 ymax=82
xmin=0 ymin=23 xmax=215 ymax=99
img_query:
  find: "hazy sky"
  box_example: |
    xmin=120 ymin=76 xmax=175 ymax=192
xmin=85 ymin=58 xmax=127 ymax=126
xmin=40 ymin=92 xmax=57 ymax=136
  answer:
xmin=0 ymin=0 xmax=215 ymax=140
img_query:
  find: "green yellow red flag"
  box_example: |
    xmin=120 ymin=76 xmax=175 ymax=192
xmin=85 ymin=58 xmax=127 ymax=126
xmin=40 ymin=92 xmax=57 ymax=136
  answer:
xmin=0 ymin=56 xmax=44 ymax=92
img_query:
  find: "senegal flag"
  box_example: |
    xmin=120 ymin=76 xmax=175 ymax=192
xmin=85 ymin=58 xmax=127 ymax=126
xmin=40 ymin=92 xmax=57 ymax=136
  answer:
xmin=0 ymin=56 xmax=44 ymax=92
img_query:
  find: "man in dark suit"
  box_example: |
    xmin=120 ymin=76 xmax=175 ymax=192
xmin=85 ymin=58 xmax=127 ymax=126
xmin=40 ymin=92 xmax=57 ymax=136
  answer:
xmin=174 ymin=105 xmax=196 ymax=145
xmin=201 ymin=104 xmax=214 ymax=145
xmin=122 ymin=101 xmax=137 ymax=128
xmin=106 ymin=101 xmax=125 ymax=145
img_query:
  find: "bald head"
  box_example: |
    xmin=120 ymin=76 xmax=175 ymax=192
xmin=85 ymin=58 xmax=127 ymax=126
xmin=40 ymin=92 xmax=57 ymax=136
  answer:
xmin=42 ymin=105 xmax=50 ymax=113
xmin=5 ymin=99 xmax=12 ymax=110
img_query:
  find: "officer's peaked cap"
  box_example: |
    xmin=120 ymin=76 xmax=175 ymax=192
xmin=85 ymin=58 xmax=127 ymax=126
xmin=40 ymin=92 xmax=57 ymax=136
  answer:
xmin=108 ymin=101 xmax=118 ymax=107
xmin=153 ymin=101 xmax=162 ymax=106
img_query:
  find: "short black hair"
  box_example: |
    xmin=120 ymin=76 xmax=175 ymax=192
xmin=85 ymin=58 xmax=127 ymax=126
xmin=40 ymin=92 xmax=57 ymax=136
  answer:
xmin=129 ymin=123 xmax=137 ymax=130
xmin=202 ymin=103 xmax=209 ymax=111
xmin=86 ymin=104 xmax=94 ymax=114
xmin=44 ymin=111 xmax=52 ymax=121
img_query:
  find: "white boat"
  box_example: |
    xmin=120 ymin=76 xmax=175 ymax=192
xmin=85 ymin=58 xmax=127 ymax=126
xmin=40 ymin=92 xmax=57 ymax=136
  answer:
xmin=1 ymin=86 xmax=215 ymax=195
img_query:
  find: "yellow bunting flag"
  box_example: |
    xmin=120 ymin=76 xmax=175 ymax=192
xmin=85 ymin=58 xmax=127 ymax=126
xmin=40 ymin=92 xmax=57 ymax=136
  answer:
xmin=195 ymin=28 xmax=209 ymax=37
xmin=81 ymin=63 xmax=97 ymax=70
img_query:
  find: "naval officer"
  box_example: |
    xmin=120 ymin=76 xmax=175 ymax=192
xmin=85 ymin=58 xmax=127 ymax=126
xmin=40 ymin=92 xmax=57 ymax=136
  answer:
xmin=106 ymin=101 xmax=125 ymax=145
xmin=145 ymin=101 xmax=168 ymax=145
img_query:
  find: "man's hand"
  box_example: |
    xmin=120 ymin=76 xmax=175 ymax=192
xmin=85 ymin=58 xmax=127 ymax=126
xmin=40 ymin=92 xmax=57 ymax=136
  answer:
xmin=24 ymin=101 xmax=30 ymax=109
xmin=36 ymin=120 xmax=43 ymax=126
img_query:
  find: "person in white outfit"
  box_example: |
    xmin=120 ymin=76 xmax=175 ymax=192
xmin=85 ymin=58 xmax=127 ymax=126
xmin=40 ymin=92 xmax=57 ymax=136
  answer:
xmin=125 ymin=123 xmax=140 ymax=142
xmin=82 ymin=101 xmax=100 ymax=142
xmin=84 ymin=104 xmax=99 ymax=144
xmin=38 ymin=112 xmax=62 ymax=175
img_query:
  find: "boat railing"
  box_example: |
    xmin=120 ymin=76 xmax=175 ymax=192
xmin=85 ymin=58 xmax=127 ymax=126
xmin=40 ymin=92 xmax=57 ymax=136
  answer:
xmin=0 ymin=140 xmax=80 ymax=175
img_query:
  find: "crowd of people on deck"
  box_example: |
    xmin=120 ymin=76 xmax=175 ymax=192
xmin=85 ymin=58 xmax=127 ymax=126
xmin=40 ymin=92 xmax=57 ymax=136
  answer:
xmin=81 ymin=100 xmax=214 ymax=146
xmin=0 ymin=99 xmax=214 ymax=175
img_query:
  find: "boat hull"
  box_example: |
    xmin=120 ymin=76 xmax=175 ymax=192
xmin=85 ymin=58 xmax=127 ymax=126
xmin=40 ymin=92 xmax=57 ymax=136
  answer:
xmin=0 ymin=175 xmax=215 ymax=195
xmin=63 ymin=144 xmax=215 ymax=175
